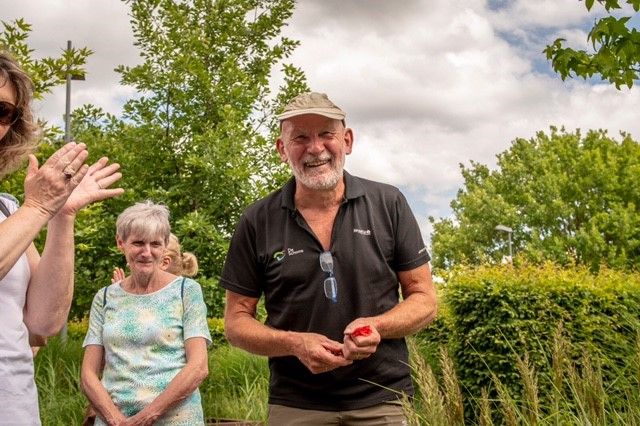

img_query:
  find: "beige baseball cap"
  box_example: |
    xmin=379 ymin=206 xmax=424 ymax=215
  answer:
xmin=277 ymin=92 xmax=346 ymax=121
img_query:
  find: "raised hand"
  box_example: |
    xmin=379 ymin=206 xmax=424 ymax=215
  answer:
xmin=58 ymin=156 xmax=124 ymax=216
xmin=112 ymin=267 xmax=125 ymax=283
xmin=22 ymin=142 xmax=89 ymax=218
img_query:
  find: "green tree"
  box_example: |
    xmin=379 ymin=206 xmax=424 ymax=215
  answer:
xmin=68 ymin=0 xmax=308 ymax=317
xmin=0 ymin=18 xmax=91 ymax=101
xmin=430 ymin=127 xmax=640 ymax=272
xmin=544 ymin=0 xmax=640 ymax=88
xmin=1 ymin=19 xmax=96 ymax=312
xmin=0 ymin=18 xmax=92 ymax=175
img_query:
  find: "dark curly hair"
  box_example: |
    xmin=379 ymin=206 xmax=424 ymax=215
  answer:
xmin=0 ymin=50 xmax=39 ymax=178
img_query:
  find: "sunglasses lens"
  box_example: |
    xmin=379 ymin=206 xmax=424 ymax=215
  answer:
xmin=324 ymin=277 xmax=337 ymax=302
xmin=319 ymin=251 xmax=333 ymax=272
xmin=0 ymin=102 xmax=18 ymax=125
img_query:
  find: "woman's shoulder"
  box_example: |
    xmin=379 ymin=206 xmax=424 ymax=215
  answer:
xmin=92 ymin=282 xmax=120 ymax=304
xmin=178 ymin=277 xmax=206 ymax=298
xmin=180 ymin=276 xmax=202 ymax=289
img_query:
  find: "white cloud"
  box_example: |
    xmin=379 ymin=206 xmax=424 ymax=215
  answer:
xmin=489 ymin=0 xmax=591 ymax=30
xmin=5 ymin=0 xmax=640 ymax=247
xmin=4 ymin=0 xmax=139 ymax=127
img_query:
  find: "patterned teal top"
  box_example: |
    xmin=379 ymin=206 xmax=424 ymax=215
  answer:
xmin=83 ymin=277 xmax=212 ymax=425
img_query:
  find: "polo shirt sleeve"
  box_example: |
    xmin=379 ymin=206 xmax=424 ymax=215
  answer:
xmin=392 ymin=190 xmax=430 ymax=271
xmin=219 ymin=213 xmax=262 ymax=298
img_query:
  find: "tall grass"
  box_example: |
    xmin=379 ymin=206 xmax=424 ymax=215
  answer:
xmin=34 ymin=337 xmax=87 ymax=425
xmin=34 ymin=332 xmax=640 ymax=425
xmin=405 ymin=331 xmax=640 ymax=425
xmin=200 ymin=345 xmax=269 ymax=422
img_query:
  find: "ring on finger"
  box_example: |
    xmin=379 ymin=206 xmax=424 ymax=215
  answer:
xmin=63 ymin=169 xmax=75 ymax=179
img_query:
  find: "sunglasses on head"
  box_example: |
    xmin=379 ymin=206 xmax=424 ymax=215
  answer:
xmin=0 ymin=101 xmax=21 ymax=126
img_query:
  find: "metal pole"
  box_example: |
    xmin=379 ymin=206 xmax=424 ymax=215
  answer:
xmin=64 ymin=40 xmax=72 ymax=143
xmin=508 ymin=231 xmax=513 ymax=260
xmin=60 ymin=41 xmax=72 ymax=343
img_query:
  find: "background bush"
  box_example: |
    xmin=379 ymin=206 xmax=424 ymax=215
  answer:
xmin=437 ymin=262 xmax=640 ymax=412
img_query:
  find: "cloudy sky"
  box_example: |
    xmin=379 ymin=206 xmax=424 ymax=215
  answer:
xmin=4 ymin=0 xmax=640 ymax=245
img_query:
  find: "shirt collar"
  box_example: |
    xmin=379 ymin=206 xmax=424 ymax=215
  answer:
xmin=281 ymin=170 xmax=365 ymax=211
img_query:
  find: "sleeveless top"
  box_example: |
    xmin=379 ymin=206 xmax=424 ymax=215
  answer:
xmin=0 ymin=194 xmax=41 ymax=425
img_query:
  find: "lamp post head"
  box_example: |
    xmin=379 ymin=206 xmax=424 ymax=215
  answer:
xmin=495 ymin=224 xmax=513 ymax=233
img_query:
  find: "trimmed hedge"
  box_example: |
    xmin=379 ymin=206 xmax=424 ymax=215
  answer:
xmin=420 ymin=263 xmax=640 ymax=405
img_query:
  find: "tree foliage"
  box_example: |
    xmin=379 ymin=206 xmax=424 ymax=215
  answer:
xmin=0 ymin=18 xmax=92 ymax=100
xmin=430 ymin=127 xmax=640 ymax=272
xmin=544 ymin=0 xmax=640 ymax=88
xmin=68 ymin=0 xmax=308 ymax=317
xmin=3 ymin=0 xmax=308 ymax=318
xmin=0 ymin=20 xmax=91 ymax=200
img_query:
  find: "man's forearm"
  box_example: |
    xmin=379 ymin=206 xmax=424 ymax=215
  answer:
xmin=371 ymin=292 xmax=437 ymax=339
xmin=225 ymin=314 xmax=300 ymax=357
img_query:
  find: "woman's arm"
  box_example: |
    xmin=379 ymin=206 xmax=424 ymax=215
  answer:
xmin=81 ymin=345 xmax=126 ymax=426
xmin=22 ymin=215 xmax=75 ymax=336
xmin=0 ymin=143 xmax=89 ymax=280
xmin=23 ymin=157 xmax=123 ymax=336
xmin=122 ymin=337 xmax=209 ymax=426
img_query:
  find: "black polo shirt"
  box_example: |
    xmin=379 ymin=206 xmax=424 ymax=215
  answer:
xmin=220 ymin=171 xmax=430 ymax=410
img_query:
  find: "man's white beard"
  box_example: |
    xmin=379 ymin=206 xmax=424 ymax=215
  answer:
xmin=290 ymin=153 xmax=344 ymax=190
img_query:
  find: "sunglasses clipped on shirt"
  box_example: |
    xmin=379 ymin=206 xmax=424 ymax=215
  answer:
xmin=319 ymin=251 xmax=338 ymax=303
xmin=0 ymin=101 xmax=21 ymax=126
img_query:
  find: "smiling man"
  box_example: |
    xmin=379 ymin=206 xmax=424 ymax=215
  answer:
xmin=220 ymin=92 xmax=437 ymax=425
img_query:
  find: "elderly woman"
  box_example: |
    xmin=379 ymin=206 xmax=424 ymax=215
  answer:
xmin=0 ymin=51 xmax=123 ymax=425
xmin=81 ymin=201 xmax=211 ymax=426
xmin=111 ymin=233 xmax=199 ymax=283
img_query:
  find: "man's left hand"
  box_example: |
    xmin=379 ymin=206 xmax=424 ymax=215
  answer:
xmin=342 ymin=319 xmax=381 ymax=361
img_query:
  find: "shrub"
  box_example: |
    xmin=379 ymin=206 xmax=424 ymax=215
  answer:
xmin=208 ymin=317 xmax=226 ymax=347
xmin=67 ymin=316 xmax=90 ymax=340
xmin=443 ymin=262 xmax=640 ymax=413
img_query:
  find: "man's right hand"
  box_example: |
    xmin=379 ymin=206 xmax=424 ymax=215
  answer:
xmin=22 ymin=142 xmax=89 ymax=218
xmin=292 ymin=332 xmax=352 ymax=374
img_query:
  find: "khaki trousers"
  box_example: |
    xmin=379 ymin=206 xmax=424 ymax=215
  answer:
xmin=268 ymin=401 xmax=407 ymax=426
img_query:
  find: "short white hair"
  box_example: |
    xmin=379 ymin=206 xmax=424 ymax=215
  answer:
xmin=116 ymin=200 xmax=171 ymax=243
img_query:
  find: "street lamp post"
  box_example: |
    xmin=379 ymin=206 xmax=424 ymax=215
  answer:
xmin=495 ymin=224 xmax=513 ymax=261
xmin=64 ymin=40 xmax=85 ymax=143
xmin=60 ymin=40 xmax=85 ymax=343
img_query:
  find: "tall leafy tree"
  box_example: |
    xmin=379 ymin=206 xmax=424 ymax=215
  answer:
xmin=0 ymin=19 xmax=91 ymax=101
xmin=69 ymin=0 xmax=308 ymax=316
xmin=0 ymin=19 xmax=91 ymax=215
xmin=430 ymin=127 xmax=640 ymax=272
xmin=1 ymin=20 xmax=99 ymax=316
xmin=544 ymin=0 xmax=640 ymax=88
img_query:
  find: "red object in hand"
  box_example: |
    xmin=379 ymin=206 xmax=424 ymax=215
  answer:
xmin=351 ymin=325 xmax=372 ymax=337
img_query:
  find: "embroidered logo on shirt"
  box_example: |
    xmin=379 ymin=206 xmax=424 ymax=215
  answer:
xmin=287 ymin=248 xmax=304 ymax=256
xmin=353 ymin=228 xmax=371 ymax=236
xmin=418 ymin=246 xmax=428 ymax=255
xmin=273 ymin=251 xmax=285 ymax=262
